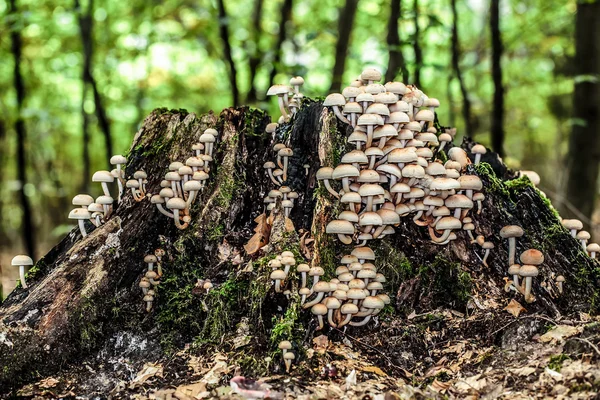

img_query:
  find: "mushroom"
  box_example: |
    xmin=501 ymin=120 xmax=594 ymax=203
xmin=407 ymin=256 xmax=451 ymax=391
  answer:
xmin=299 ymin=287 xmax=311 ymax=304
xmin=587 ymin=243 xmax=600 ymax=258
xmin=471 ymin=144 xmax=487 ymax=164
xmin=264 ymin=161 xmax=279 ymax=185
xmin=349 ymin=296 xmax=384 ymax=326
xmin=155 ymin=248 xmax=165 ymax=276
xmin=109 ymin=154 xmax=127 ymax=194
xmin=429 ymin=216 xmax=461 ymax=243
xmin=303 ymin=281 xmax=330 ymax=308
xmin=576 ymin=230 xmax=591 ymax=251
xmin=338 ymin=303 xmax=359 ymax=327
xmin=166 ymin=197 xmax=189 ymax=230
xmin=270 ymin=269 xmax=286 ymax=293
xmin=143 ymin=293 xmax=154 ymax=312
xmin=278 ymin=340 xmax=291 ymax=356
xmin=438 ymin=133 xmax=452 ymax=153
xmin=508 ymin=264 xmax=522 ymax=293
xmin=72 ymin=194 xmax=94 ymax=209
xmin=139 ymin=278 xmax=151 ymax=295
xmin=312 ymin=303 xmax=328 ymax=330
xmin=309 ymin=267 xmax=324 ymax=287
xmin=562 ymin=219 xmax=583 ymax=238
xmin=499 ymin=225 xmax=524 ymax=266
xmin=324 ymin=93 xmax=350 ymax=124
xmin=297 ymin=264 xmax=310 ymax=288
xmin=11 ymin=255 xmax=33 ymax=289
xmin=267 ymin=84 xmax=291 ymax=120
xmin=127 ymin=179 xmax=144 ymax=202
xmin=519 ymin=265 xmax=539 ymax=303
xmin=92 ymin=170 xmax=115 ymax=197
xmin=482 ymin=242 xmax=495 ymax=267
xmin=316 ymin=167 xmax=339 ymax=198
xmin=278 ymin=147 xmax=293 ymax=182
xmin=69 ymin=208 xmax=91 ymax=237
xmin=145 ymin=255 xmax=157 ymax=272
xmin=326 ymin=220 xmax=355 ymax=245
xmin=283 ymin=352 xmax=295 ymax=373
xmin=556 ymin=275 xmax=565 ymax=294
xmin=151 ymin=195 xmax=174 ymax=218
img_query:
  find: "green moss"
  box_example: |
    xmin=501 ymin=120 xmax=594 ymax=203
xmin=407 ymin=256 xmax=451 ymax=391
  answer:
xmin=420 ymin=255 xmax=473 ymax=308
xmin=206 ymin=223 xmax=225 ymax=241
xmin=474 ymin=162 xmax=510 ymax=198
xmin=24 ymin=259 xmax=48 ymax=283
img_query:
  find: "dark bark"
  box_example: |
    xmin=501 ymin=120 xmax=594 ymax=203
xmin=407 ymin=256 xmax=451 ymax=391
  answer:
xmin=490 ymin=0 xmax=504 ymax=157
xmin=246 ymin=0 xmax=265 ymax=104
xmin=216 ymin=0 xmax=240 ymax=106
xmin=76 ymin=0 xmax=91 ymax=189
xmin=450 ymin=0 xmax=474 ymax=138
xmin=329 ymin=0 xmax=359 ymax=92
xmin=563 ymin=1 xmax=600 ymax=227
xmin=386 ymin=0 xmax=409 ymax=83
xmin=1 ymin=104 xmax=599 ymax=393
xmin=76 ymin=0 xmax=113 ymax=167
xmin=9 ymin=0 xmax=36 ymax=259
xmin=268 ymin=0 xmax=294 ymax=88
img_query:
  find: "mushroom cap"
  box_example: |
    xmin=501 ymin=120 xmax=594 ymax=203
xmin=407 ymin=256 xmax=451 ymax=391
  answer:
xmin=432 ymin=206 xmax=450 ymax=217
xmin=72 ymin=194 xmax=94 ymax=206
xmin=146 ymin=271 xmax=158 ymax=279
xmin=348 ymin=262 xmax=363 ymax=272
xmin=363 ymin=296 xmax=385 ymax=309
xmin=278 ymin=147 xmax=293 ymax=157
xmin=139 ymin=280 xmax=151 ymax=289
xmin=359 ymin=211 xmax=382 ymax=226
xmin=347 ymin=288 xmax=366 ymax=300
xmin=375 ymin=273 xmax=386 ymax=283
xmin=388 ymin=111 xmax=410 ymax=124
xmin=385 ymin=81 xmax=407 ymax=95
xmin=358 ymin=183 xmax=384 ymax=197
xmin=520 ymin=249 xmax=544 ymax=266
xmin=192 ymin=143 xmax=205 ymax=151
xmin=377 ymin=208 xmax=400 ymax=224
xmin=311 ymin=303 xmax=328 ymax=316
xmin=325 ymin=297 xmax=342 ymax=309
xmin=519 ymin=265 xmax=539 ymax=277
xmin=341 ymin=192 xmax=361 ymax=203
xmin=88 ymin=203 xmax=104 ymax=212
xmin=341 ymin=149 xmax=369 ymax=165
xmin=323 ymin=93 xmax=346 ymax=107
xmin=439 ymin=133 xmax=452 ymax=143
xmin=341 ymin=303 xmax=359 ymax=315
xmin=169 ymin=162 xmax=185 ymax=171
xmin=430 ymin=177 xmax=461 ymax=191
xmin=332 ymin=164 xmax=360 ymax=180
xmin=186 ymin=157 xmax=204 ymax=167
xmin=297 ymin=264 xmax=310 ymax=273
xmin=340 ymin=255 xmax=358 ymax=264
xmin=338 ymin=211 xmax=359 ymax=223
xmin=367 ymin=281 xmax=383 ymax=291
xmin=316 ymin=167 xmax=334 ymax=180
xmin=290 ymin=76 xmax=304 ymax=86
xmin=348 ymin=130 xmax=368 ymax=145
xmin=12 ymin=255 xmax=33 ymax=266
xmin=519 ymin=170 xmax=541 ymax=186
xmin=576 ymin=231 xmax=591 ymax=241
xmin=92 ymin=170 xmax=115 ymax=183
xmin=267 ymin=84 xmax=290 ymax=96
xmin=204 ymin=128 xmax=219 ymax=137
xmin=338 ymin=272 xmax=354 ymax=283
xmin=425 ymin=97 xmax=440 ymax=107
xmin=143 ymin=294 xmax=154 ymax=302
xmin=357 ymin=113 xmax=384 ymax=126
xmin=361 ymin=68 xmax=382 ymax=82
xmin=445 ymin=194 xmax=473 ymax=210
xmin=278 ymin=340 xmax=292 ymax=350
xmin=69 ymin=208 xmax=91 ymax=220
xmin=473 ymin=192 xmax=485 ymax=201
xmin=134 ymin=170 xmax=148 ymax=180
xmin=166 ymin=197 xmax=187 ymax=210
xmin=326 ymin=220 xmax=355 ymax=235
xmin=351 ymin=246 xmax=375 ymax=260
xmin=365 ymin=103 xmax=390 ymax=116
xmin=342 ymin=86 xmax=362 ymax=99
xmin=508 ymin=264 xmax=521 ymax=275
xmin=357 ymin=269 xmax=377 ymax=280
xmin=587 ymin=243 xmax=600 ymax=253
xmin=96 ymin=195 xmax=114 ymax=205
xmin=159 ymin=188 xmax=175 ymax=198
xmin=144 ymin=255 xmax=158 ymax=263
xmin=126 ymin=179 xmax=140 ymax=189
xmin=313 ymin=281 xmax=331 ymax=293
xmin=471 ymin=144 xmax=487 ymax=155
xmin=562 ymin=219 xmax=583 ymax=231
xmin=415 ymin=109 xmax=434 ymax=122
xmin=178 ymin=166 xmax=193 ymax=176
xmin=193 ymin=171 xmax=209 ymax=181
xmin=458 ymin=175 xmax=483 ymax=191
xmin=436 ymin=216 xmax=462 ymax=230
xmin=183 ymin=180 xmax=202 ymax=191
xmin=482 ymin=241 xmax=495 ymax=249
xmin=283 ymin=352 xmax=296 ymax=361
xmin=265 ymin=123 xmax=279 ymax=133
xmin=556 ymin=275 xmax=565 ymax=283
xmin=309 ymin=267 xmax=325 ymax=277
xmin=388 ymin=148 xmax=417 ymax=164
xmin=281 ymin=256 xmax=296 ymax=266
xmin=499 ymin=225 xmax=525 ymax=238
xmin=110 ymin=155 xmax=127 ymax=165
xmin=270 ymin=269 xmax=287 ymax=280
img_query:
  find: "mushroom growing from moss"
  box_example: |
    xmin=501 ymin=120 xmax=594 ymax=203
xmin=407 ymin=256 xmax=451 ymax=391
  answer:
xmin=562 ymin=219 xmax=583 ymax=238
xmin=471 ymin=144 xmax=487 ymax=165
xmin=11 ymin=255 xmax=33 ymax=289
xmin=69 ymin=208 xmax=91 ymax=237
xmin=270 ymin=269 xmax=286 ymax=293
xmin=576 ymin=230 xmax=591 ymax=251
xmin=326 ymin=220 xmax=355 ymax=244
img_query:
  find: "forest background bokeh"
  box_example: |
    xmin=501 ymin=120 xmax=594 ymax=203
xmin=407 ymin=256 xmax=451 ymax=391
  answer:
xmin=1 ymin=0 xmax=599 ymax=295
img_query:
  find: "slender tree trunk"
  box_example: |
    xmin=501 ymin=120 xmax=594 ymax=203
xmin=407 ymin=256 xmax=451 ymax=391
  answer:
xmin=450 ymin=0 xmax=474 ymax=138
xmin=8 ymin=0 xmax=36 ymax=259
xmin=216 ymin=0 xmax=240 ymax=106
xmin=268 ymin=0 xmax=294 ymax=87
xmin=246 ymin=0 xmax=264 ymax=104
xmin=412 ymin=0 xmax=423 ymax=88
xmin=81 ymin=78 xmax=91 ymax=190
xmin=563 ymin=0 xmax=600 ymax=227
xmin=329 ymin=0 xmax=359 ymax=92
xmin=76 ymin=0 xmax=113 ymax=167
xmin=386 ymin=0 xmax=409 ymax=83
xmin=0 ymin=119 xmax=7 ymax=245
xmin=490 ymin=0 xmax=504 ymax=157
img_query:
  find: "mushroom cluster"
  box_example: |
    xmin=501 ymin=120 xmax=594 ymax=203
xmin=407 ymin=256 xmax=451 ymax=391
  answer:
xmin=151 ymin=128 xmax=219 ymax=229
xmin=321 ymin=68 xmax=485 ymax=247
xmin=504 ymin=248 xmax=545 ymax=303
xmin=267 ymin=76 xmax=305 ymax=122
xmin=139 ymin=253 xmax=164 ymax=312
xmin=68 ymin=155 xmax=138 ymax=237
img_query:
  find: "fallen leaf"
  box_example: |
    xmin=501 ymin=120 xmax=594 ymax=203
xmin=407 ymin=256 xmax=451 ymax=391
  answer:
xmin=430 ymin=379 xmax=451 ymax=393
xmin=174 ymin=381 xmax=208 ymax=400
xmin=454 ymin=374 xmax=487 ymax=392
xmin=201 ymin=354 xmax=230 ymax=385
xmin=38 ymin=377 xmax=60 ymax=389
xmin=504 ymin=299 xmax=526 ymax=317
xmin=509 ymin=366 xmax=537 ymax=376
xmin=130 ymin=363 xmax=163 ymax=388
xmin=313 ymin=335 xmax=329 ymax=353
xmin=361 ymin=366 xmax=388 ymax=377
xmin=539 ymin=325 xmax=582 ymax=344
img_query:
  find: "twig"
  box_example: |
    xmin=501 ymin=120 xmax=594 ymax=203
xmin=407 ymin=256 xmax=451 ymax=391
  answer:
xmin=332 ymin=327 xmax=408 ymax=380
xmin=569 ymin=337 xmax=600 ymax=357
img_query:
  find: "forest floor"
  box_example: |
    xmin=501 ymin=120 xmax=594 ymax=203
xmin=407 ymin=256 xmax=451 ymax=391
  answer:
xmin=12 ymin=306 xmax=600 ymax=399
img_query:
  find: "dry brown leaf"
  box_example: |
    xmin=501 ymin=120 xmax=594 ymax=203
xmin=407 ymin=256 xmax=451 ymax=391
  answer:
xmin=454 ymin=373 xmax=488 ymax=392
xmin=38 ymin=377 xmax=60 ymax=389
xmin=504 ymin=299 xmax=526 ymax=317
xmin=361 ymin=366 xmax=388 ymax=377
xmin=130 ymin=363 xmax=163 ymax=388
xmin=313 ymin=335 xmax=329 ymax=353
xmin=430 ymin=379 xmax=451 ymax=393
xmin=509 ymin=366 xmax=537 ymax=376
xmin=539 ymin=325 xmax=582 ymax=344
xmin=174 ymin=381 xmax=208 ymax=400
xmin=244 ymin=232 xmax=267 ymax=255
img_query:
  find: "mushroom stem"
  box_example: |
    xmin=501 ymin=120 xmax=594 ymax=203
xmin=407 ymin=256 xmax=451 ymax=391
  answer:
xmin=146 ymin=301 xmax=152 ymax=312
xmin=19 ymin=265 xmax=28 ymax=289
xmin=316 ymin=315 xmax=324 ymax=330
xmin=474 ymin=153 xmax=482 ymax=165
xmin=337 ymin=233 xmax=353 ymax=245
xmin=283 ymin=157 xmax=289 ymax=182
xmin=267 ymin=169 xmax=279 ymax=185
xmin=513 ymin=275 xmax=522 ymax=293
xmin=300 ymin=272 xmax=307 ymax=288
xmin=366 ymin=125 xmax=374 ymax=148
xmin=186 ymin=191 xmax=198 ymax=208
xmin=101 ymin=182 xmax=111 ymax=197
xmin=507 ymin=238 xmax=516 ymax=266
xmin=156 ymin=204 xmax=175 ymax=218
xmin=284 ymin=358 xmax=292 ymax=373
xmin=303 ymin=292 xmax=325 ymax=309
xmin=338 ymin=313 xmax=353 ymax=327
xmin=173 ymin=210 xmax=189 ymax=230
xmin=332 ymin=106 xmax=350 ymax=124
xmin=428 ymin=226 xmax=451 ymax=243
xmin=275 ymin=279 xmax=282 ymax=293
xmin=524 ymin=277 xmax=534 ymax=303
xmin=277 ymin=97 xmax=289 ymax=120
xmin=78 ymin=219 xmax=88 ymax=237
xmin=116 ymin=179 xmax=124 ymax=202
xmin=482 ymin=249 xmax=490 ymax=267
xmin=323 ymin=180 xmax=339 ymax=198
xmin=327 ymin=310 xmax=337 ymax=328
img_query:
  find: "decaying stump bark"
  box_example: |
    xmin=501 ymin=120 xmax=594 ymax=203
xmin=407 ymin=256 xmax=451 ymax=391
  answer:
xmin=1 ymin=102 xmax=599 ymax=393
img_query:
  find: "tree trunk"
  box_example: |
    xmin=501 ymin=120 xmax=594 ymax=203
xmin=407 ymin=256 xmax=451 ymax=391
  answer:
xmin=216 ymin=0 xmax=240 ymax=107
xmin=9 ymin=0 xmax=36 ymax=259
xmin=1 ymin=103 xmax=599 ymax=393
xmin=386 ymin=0 xmax=409 ymax=83
xmin=562 ymin=0 xmax=600 ymax=227
xmin=412 ymin=0 xmax=423 ymax=88
xmin=329 ymin=0 xmax=359 ymax=92
xmin=490 ymin=0 xmax=504 ymax=157
xmin=246 ymin=0 xmax=265 ymax=104
xmin=450 ymin=0 xmax=474 ymax=138
xmin=268 ymin=0 xmax=294 ymax=88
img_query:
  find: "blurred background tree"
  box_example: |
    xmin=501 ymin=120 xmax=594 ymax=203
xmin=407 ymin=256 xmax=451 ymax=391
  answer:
xmin=0 ymin=0 xmax=597 ymax=295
